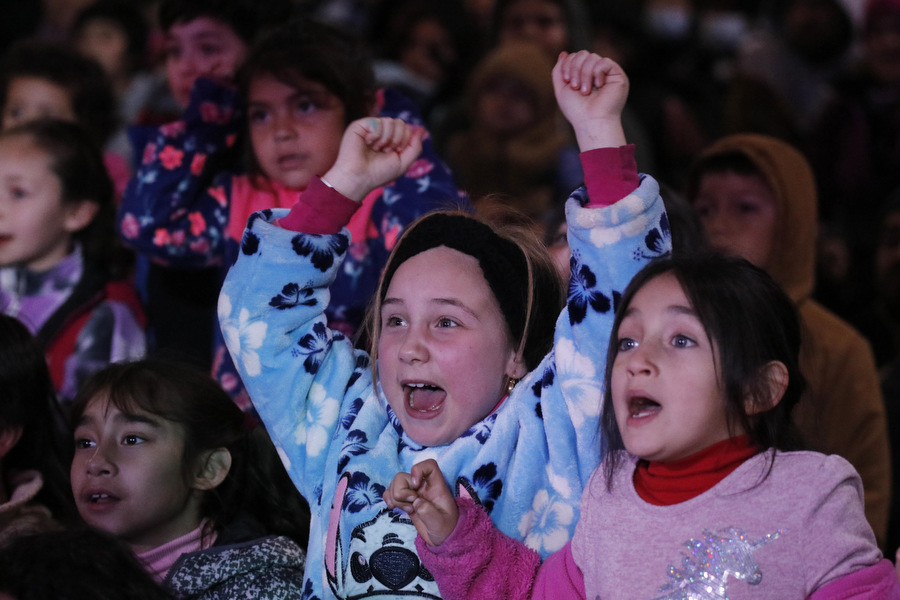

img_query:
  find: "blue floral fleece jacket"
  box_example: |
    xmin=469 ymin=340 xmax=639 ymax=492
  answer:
xmin=219 ymin=175 xmax=669 ymax=600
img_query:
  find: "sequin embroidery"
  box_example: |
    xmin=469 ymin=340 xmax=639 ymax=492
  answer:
xmin=653 ymin=527 xmax=781 ymax=599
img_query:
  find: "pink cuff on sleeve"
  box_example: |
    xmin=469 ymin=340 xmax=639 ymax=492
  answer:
xmin=277 ymin=176 xmax=360 ymax=234
xmin=581 ymin=144 xmax=639 ymax=208
xmin=809 ymin=559 xmax=900 ymax=600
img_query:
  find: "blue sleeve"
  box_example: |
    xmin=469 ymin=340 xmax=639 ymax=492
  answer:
xmin=218 ymin=209 xmax=374 ymax=499
xmin=117 ymin=78 xmax=242 ymax=268
xmin=539 ymin=173 xmax=669 ymax=496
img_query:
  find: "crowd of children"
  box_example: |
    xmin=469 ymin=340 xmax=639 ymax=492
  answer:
xmin=1 ymin=0 xmax=900 ymax=597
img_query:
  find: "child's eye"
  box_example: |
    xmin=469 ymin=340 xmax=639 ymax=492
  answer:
xmin=294 ymin=98 xmax=318 ymax=115
xmin=10 ymin=186 xmax=28 ymax=200
xmin=248 ymin=108 xmax=269 ymax=124
xmin=383 ymin=315 xmax=406 ymax=328
xmin=436 ymin=317 xmax=459 ymax=328
xmin=738 ymin=202 xmax=760 ymax=215
xmin=122 ymin=434 xmax=145 ymax=445
xmin=693 ymin=203 xmax=711 ymax=218
xmin=74 ymin=437 xmax=95 ymax=450
xmin=617 ymin=337 xmax=637 ymax=352
xmin=671 ymin=334 xmax=695 ymax=348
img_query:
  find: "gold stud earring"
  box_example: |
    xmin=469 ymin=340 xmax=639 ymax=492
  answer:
xmin=506 ymin=377 xmax=519 ymax=395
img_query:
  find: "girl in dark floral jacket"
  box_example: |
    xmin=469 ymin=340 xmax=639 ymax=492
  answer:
xmin=119 ymin=19 xmax=466 ymax=412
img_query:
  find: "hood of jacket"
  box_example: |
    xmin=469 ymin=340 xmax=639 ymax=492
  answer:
xmin=687 ymin=133 xmax=818 ymax=302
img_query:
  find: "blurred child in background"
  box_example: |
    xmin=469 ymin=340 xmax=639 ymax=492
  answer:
xmin=0 ymin=120 xmax=145 ymax=405
xmin=0 ymin=39 xmax=130 ymax=198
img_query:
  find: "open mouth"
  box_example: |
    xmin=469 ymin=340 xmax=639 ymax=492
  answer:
xmin=86 ymin=491 xmax=119 ymax=504
xmin=277 ymin=153 xmax=305 ymax=168
xmin=628 ymin=396 xmax=661 ymax=419
xmin=404 ymin=382 xmax=446 ymax=414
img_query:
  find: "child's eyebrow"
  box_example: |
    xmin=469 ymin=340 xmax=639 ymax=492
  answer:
xmin=431 ymin=297 xmax=478 ymax=319
xmin=667 ymin=304 xmax=697 ymax=317
xmin=76 ymin=411 xmax=161 ymax=428
xmin=116 ymin=411 xmax=162 ymax=428
xmin=381 ymin=297 xmax=479 ymax=319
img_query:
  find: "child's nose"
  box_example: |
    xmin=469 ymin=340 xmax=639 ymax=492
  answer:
xmin=273 ymin=115 xmax=297 ymax=140
xmin=85 ymin=445 xmax=116 ymax=477
xmin=398 ymin=329 xmax=429 ymax=364
xmin=625 ymin=342 xmax=657 ymax=376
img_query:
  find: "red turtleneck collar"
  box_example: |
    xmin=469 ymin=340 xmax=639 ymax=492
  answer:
xmin=633 ymin=436 xmax=758 ymax=506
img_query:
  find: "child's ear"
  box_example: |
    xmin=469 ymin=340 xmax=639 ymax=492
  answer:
xmin=63 ymin=199 xmax=100 ymax=233
xmin=745 ymin=360 xmax=789 ymax=416
xmin=0 ymin=425 xmax=23 ymax=459
xmin=192 ymin=447 xmax=232 ymax=491
xmin=505 ymin=350 xmax=527 ymax=381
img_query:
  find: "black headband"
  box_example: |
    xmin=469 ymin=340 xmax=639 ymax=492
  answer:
xmin=380 ymin=213 xmax=529 ymax=343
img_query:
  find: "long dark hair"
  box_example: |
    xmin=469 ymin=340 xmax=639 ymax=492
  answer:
xmin=69 ymin=359 xmax=309 ymax=547
xmin=0 ymin=314 xmax=77 ymax=524
xmin=601 ymin=253 xmax=806 ymax=486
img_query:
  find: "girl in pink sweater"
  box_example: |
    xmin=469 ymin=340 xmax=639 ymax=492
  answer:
xmin=386 ymin=254 xmax=900 ymax=599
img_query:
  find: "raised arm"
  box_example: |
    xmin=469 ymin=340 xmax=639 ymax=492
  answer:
xmin=219 ymin=117 xmax=423 ymax=497
xmin=552 ymin=51 xmax=628 ymax=151
xmin=118 ymin=78 xmax=242 ymax=268
xmin=524 ymin=54 xmax=669 ymax=506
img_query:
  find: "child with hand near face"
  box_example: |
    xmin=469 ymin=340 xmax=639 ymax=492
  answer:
xmin=219 ymin=50 xmax=670 ymax=599
xmin=69 ymin=359 xmax=309 ymax=598
xmin=388 ymin=254 xmax=900 ymax=600
xmin=120 ymin=18 xmax=465 ymax=410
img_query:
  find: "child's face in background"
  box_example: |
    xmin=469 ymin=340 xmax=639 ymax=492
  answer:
xmin=247 ymin=74 xmax=346 ymax=190
xmin=71 ymin=395 xmax=204 ymax=553
xmin=499 ymin=0 xmax=569 ymax=58
xmin=611 ymin=273 xmax=737 ymax=462
xmin=377 ymin=246 xmax=524 ymax=447
xmin=75 ymin=18 xmax=130 ymax=84
xmin=474 ymin=76 xmax=538 ymax=137
xmin=865 ymin=11 xmax=900 ymax=84
xmin=164 ymin=16 xmax=248 ymax=108
xmin=692 ymin=171 xmax=779 ymax=271
xmin=0 ymin=135 xmax=84 ymax=272
xmin=1 ymin=77 xmax=76 ymax=130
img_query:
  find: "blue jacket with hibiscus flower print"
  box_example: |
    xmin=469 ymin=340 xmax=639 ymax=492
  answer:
xmin=219 ymin=170 xmax=669 ymax=600
xmin=118 ymin=78 xmax=466 ymax=409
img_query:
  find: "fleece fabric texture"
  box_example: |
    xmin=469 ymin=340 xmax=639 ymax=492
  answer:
xmin=687 ymin=133 xmax=891 ymax=548
xmin=219 ymin=170 xmax=670 ymax=599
